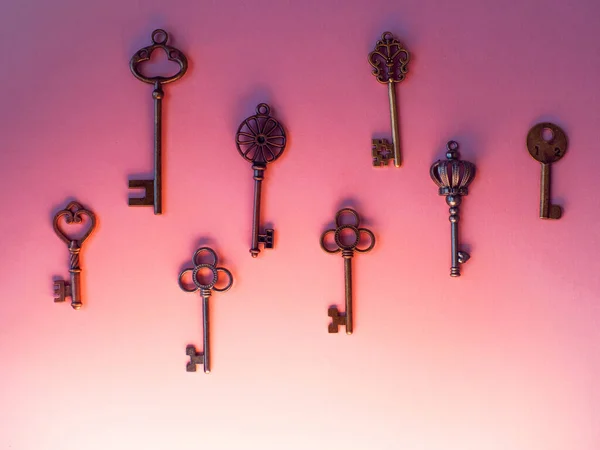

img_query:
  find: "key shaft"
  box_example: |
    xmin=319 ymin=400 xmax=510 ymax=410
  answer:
xmin=251 ymin=164 xmax=265 ymax=257
xmin=387 ymin=82 xmax=401 ymax=167
xmin=343 ymin=254 xmax=353 ymax=335
xmin=201 ymin=293 xmax=211 ymax=373
xmin=540 ymin=163 xmax=561 ymax=219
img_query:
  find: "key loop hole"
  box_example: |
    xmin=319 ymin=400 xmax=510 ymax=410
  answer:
xmin=192 ymin=264 xmax=219 ymax=290
xmin=256 ymin=103 xmax=270 ymax=115
xmin=355 ymin=228 xmax=376 ymax=253
xmin=320 ymin=229 xmax=341 ymax=254
xmin=192 ymin=247 xmax=218 ymax=267
xmin=335 ymin=208 xmax=360 ymax=228
xmin=151 ymin=29 xmax=168 ymax=45
xmin=334 ymin=225 xmax=360 ymax=250
xmin=213 ymin=268 xmax=234 ymax=292
xmin=382 ymin=31 xmax=394 ymax=41
xmin=178 ymin=268 xmax=198 ymax=293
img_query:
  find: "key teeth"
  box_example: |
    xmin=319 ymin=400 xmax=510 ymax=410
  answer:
xmin=128 ymin=179 xmax=154 ymax=206
xmin=457 ymin=251 xmax=470 ymax=264
xmin=327 ymin=306 xmax=345 ymax=333
xmin=549 ymin=204 xmax=562 ymax=220
xmin=259 ymin=229 xmax=274 ymax=249
xmin=185 ymin=345 xmax=204 ymax=372
xmin=53 ymin=280 xmax=70 ymax=303
xmin=372 ymin=139 xmax=394 ymax=167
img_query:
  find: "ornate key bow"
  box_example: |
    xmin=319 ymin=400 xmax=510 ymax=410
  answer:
xmin=178 ymin=247 xmax=233 ymax=373
xmin=52 ymin=201 xmax=97 ymax=309
xmin=320 ymin=208 xmax=375 ymax=334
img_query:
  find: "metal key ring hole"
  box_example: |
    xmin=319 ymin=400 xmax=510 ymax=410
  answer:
xmin=256 ymin=103 xmax=270 ymax=115
xmin=382 ymin=31 xmax=394 ymax=41
xmin=541 ymin=127 xmax=554 ymax=142
xmin=335 ymin=208 xmax=360 ymax=228
xmin=192 ymin=247 xmax=218 ymax=267
xmin=213 ymin=268 xmax=234 ymax=292
xmin=192 ymin=264 xmax=219 ymax=290
xmin=334 ymin=225 xmax=360 ymax=250
xmin=152 ymin=29 xmax=168 ymax=45
xmin=320 ymin=229 xmax=341 ymax=254
xmin=355 ymin=228 xmax=376 ymax=253
xmin=178 ymin=268 xmax=198 ymax=293
xmin=447 ymin=141 xmax=459 ymax=151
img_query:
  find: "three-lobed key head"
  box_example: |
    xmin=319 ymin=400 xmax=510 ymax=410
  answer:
xmin=236 ymin=103 xmax=287 ymax=167
xmin=130 ymin=29 xmax=188 ymax=86
xmin=320 ymin=208 xmax=376 ymax=257
xmin=368 ymin=32 xmax=410 ymax=85
xmin=527 ymin=122 xmax=568 ymax=165
xmin=178 ymin=247 xmax=234 ymax=297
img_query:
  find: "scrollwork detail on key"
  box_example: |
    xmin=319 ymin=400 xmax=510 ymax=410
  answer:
xmin=130 ymin=29 xmax=188 ymax=85
xmin=368 ymin=32 xmax=410 ymax=84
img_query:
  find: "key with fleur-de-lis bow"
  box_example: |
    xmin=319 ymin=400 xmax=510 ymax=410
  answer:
xmin=178 ymin=247 xmax=233 ymax=373
xmin=128 ymin=29 xmax=188 ymax=214
xmin=368 ymin=32 xmax=410 ymax=168
xmin=235 ymin=103 xmax=287 ymax=257
xmin=52 ymin=201 xmax=97 ymax=310
xmin=320 ymin=208 xmax=375 ymax=334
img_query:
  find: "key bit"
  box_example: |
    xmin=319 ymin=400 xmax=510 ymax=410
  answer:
xmin=320 ymin=208 xmax=376 ymax=335
xmin=526 ymin=122 xmax=568 ymax=220
xmin=52 ymin=201 xmax=97 ymax=309
xmin=235 ymin=103 xmax=287 ymax=257
xmin=128 ymin=29 xmax=188 ymax=215
xmin=368 ymin=32 xmax=410 ymax=168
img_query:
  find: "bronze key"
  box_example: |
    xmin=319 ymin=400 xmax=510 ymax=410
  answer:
xmin=526 ymin=122 xmax=568 ymax=219
xmin=368 ymin=32 xmax=410 ymax=167
xmin=52 ymin=201 xmax=97 ymax=309
xmin=320 ymin=208 xmax=375 ymax=334
xmin=235 ymin=103 xmax=287 ymax=257
xmin=129 ymin=29 xmax=188 ymax=214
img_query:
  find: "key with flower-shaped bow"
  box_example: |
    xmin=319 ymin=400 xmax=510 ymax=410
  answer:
xmin=52 ymin=201 xmax=97 ymax=310
xmin=430 ymin=141 xmax=476 ymax=277
xmin=236 ymin=103 xmax=287 ymax=257
xmin=128 ymin=29 xmax=188 ymax=215
xmin=178 ymin=247 xmax=233 ymax=373
xmin=368 ymin=32 xmax=410 ymax=168
xmin=320 ymin=208 xmax=375 ymax=334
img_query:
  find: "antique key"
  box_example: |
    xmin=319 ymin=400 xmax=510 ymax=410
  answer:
xmin=368 ymin=32 xmax=410 ymax=167
xmin=235 ymin=103 xmax=287 ymax=257
xmin=129 ymin=29 xmax=188 ymax=214
xmin=52 ymin=201 xmax=97 ymax=309
xmin=320 ymin=208 xmax=375 ymax=334
xmin=430 ymin=141 xmax=476 ymax=277
xmin=178 ymin=247 xmax=233 ymax=373
xmin=526 ymin=122 xmax=568 ymax=219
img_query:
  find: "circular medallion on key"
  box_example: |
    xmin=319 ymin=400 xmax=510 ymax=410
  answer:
xmin=527 ymin=122 xmax=568 ymax=164
xmin=235 ymin=103 xmax=287 ymax=164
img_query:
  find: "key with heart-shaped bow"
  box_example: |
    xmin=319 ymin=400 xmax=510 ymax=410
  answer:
xmin=128 ymin=29 xmax=188 ymax=215
xmin=52 ymin=201 xmax=97 ymax=310
xmin=320 ymin=208 xmax=375 ymax=334
xmin=178 ymin=247 xmax=233 ymax=373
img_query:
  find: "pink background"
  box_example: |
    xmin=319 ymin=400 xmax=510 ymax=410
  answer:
xmin=1 ymin=0 xmax=599 ymax=448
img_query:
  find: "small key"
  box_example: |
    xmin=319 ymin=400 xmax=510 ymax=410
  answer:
xmin=430 ymin=141 xmax=476 ymax=277
xmin=52 ymin=201 xmax=97 ymax=309
xmin=129 ymin=29 xmax=188 ymax=215
xmin=526 ymin=122 xmax=568 ymax=219
xmin=235 ymin=103 xmax=287 ymax=257
xmin=320 ymin=208 xmax=375 ymax=334
xmin=368 ymin=32 xmax=410 ymax=168
xmin=178 ymin=247 xmax=233 ymax=373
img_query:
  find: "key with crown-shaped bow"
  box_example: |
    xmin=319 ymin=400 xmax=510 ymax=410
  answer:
xmin=128 ymin=29 xmax=188 ymax=215
xmin=368 ymin=32 xmax=410 ymax=168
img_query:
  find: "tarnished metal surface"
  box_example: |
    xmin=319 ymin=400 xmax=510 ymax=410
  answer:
xmin=430 ymin=141 xmax=476 ymax=277
xmin=236 ymin=103 xmax=287 ymax=257
xmin=128 ymin=29 xmax=188 ymax=215
xmin=526 ymin=122 xmax=568 ymax=219
xmin=178 ymin=247 xmax=233 ymax=373
xmin=368 ymin=32 xmax=410 ymax=168
xmin=320 ymin=208 xmax=375 ymax=334
xmin=52 ymin=201 xmax=97 ymax=309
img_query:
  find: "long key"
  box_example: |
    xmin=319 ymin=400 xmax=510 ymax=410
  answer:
xmin=235 ymin=103 xmax=287 ymax=257
xmin=52 ymin=201 xmax=97 ymax=310
xmin=368 ymin=32 xmax=410 ymax=168
xmin=129 ymin=29 xmax=188 ymax=215
xmin=178 ymin=247 xmax=233 ymax=374
xmin=320 ymin=208 xmax=375 ymax=334
xmin=526 ymin=122 xmax=568 ymax=219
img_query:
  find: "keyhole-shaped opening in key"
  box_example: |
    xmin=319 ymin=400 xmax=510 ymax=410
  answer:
xmin=541 ymin=127 xmax=554 ymax=142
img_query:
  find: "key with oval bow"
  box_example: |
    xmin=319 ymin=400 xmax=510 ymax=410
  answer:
xmin=526 ymin=122 xmax=568 ymax=219
xmin=128 ymin=29 xmax=188 ymax=215
xmin=235 ymin=103 xmax=287 ymax=257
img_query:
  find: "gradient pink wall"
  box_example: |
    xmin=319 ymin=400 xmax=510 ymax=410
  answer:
xmin=1 ymin=0 xmax=599 ymax=448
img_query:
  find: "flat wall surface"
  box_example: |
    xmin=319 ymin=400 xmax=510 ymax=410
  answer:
xmin=0 ymin=0 xmax=598 ymax=448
